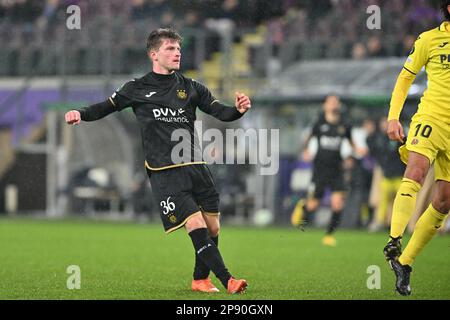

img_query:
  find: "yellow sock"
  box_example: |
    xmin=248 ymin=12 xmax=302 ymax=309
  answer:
xmin=389 ymin=178 xmax=421 ymax=238
xmin=399 ymin=204 xmax=447 ymax=266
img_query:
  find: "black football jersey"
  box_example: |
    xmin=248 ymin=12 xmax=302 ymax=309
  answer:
xmin=108 ymin=72 xmax=243 ymax=170
xmin=311 ymin=114 xmax=352 ymax=169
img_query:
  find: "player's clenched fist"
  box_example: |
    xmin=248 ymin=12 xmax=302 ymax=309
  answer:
xmin=65 ymin=110 xmax=81 ymax=125
xmin=235 ymin=91 xmax=252 ymax=114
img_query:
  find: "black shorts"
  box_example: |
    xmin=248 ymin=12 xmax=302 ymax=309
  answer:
xmin=146 ymin=164 xmax=219 ymax=234
xmin=310 ymin=169 xmax=346 ymax=199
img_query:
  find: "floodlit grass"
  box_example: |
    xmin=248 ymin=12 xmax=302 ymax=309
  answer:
xmin=0 ymin=217 xmax=449 ymax=300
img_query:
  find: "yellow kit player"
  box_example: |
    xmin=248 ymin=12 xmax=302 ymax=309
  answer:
xmin=384 ymin=0 xmax=450 ymax=296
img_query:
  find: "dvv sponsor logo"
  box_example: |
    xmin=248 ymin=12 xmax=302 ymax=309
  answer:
xmin=153 ymin=107 xmax=189 ymax=123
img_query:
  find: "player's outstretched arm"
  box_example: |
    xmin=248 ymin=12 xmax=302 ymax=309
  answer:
xmin=64 ymin=99 xmax=116 ymax=125
xmin=387 ymin=68 xmax=416 ymax=142
xmin=202 ymin=91 xmax=251 ymax=122
xmin=387 ymin=31 xmax=428 ymax=143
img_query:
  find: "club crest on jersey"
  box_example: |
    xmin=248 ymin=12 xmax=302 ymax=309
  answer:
xmin=177 ymin=89 xmax=187 ymax=100
xmin=411 ymin=138 xmax=419 ymax=145
xmin=169 ymin=215 xmax=177 ymax=223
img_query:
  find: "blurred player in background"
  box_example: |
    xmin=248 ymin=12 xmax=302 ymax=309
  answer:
xmin=366 ymin=117 xmax=405 ymax=232
xmin=383 ymin=0 xmax=450 ymax=296
xmin=291 ymin=95 xmax=366 ymax=246
xmin=64 ymin=28 xmax=251 ymax=294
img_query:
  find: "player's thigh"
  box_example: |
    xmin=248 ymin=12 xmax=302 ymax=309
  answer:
xmin=191 ymin=165 xmax=220 ymax=214
xmin=148 ymin=167 xmax=201 ymax=234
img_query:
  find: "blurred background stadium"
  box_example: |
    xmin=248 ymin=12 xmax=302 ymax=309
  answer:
xmin=0 ymin=0 xmax=448 ymax=234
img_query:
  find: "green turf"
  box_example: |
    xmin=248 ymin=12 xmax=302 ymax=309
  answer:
xmin=0 ymin=217 xmax=449 ymax=300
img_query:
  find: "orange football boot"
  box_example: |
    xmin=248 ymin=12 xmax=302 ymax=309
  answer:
xmin=227 ymin=278 xmax=248 ymax=294
xmin=191 ymin=278 xmax=220 ymax=293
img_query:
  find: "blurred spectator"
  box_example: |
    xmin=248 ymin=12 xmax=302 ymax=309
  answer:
xmin=365 ymin=117 xmax=405 ymax=232
xmin=266 ymin=16 xmax=285 ymax=57
xmin=366 ymin=35 xmax=387 ymax=58
xmin=351 ymin=42 xmax=367 ymax=60
xmin=184 ymin=10 xmax=202 ymax=28
xmin=0 ymin=0 xmax=445 ymax=77
xmin=35 ymin=0 xmax=61 ymax=32
xmin=283 ymin=8 xmax=308 ymax=42
xmin=130 ymin=0 xmax=148 ymax=21
xmin=399 ymin=34 xmax=416 ymax=56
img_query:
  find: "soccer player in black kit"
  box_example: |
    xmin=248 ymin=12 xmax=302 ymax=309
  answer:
xmin=65 ymin=29 xmax=251 ymax=294
xmin=291 ymin=95 xmax=364 ymax=246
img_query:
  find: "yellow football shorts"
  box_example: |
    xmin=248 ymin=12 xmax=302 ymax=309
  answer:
xmin=399 ymin=113 xmax=450 ymax=182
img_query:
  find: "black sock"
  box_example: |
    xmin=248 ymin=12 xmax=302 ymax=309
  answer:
xmin=327 ymin=210 xmax=342 ymax=235
xmin=189 ymin=228 xmax=231 ymax=288
xmin=193 ymin=235 xmax=219 ymax=280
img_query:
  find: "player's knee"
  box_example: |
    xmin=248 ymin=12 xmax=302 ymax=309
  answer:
xmin=432 ymin=194 xmax=450 ymax=213
xmin=404 ymin=167 xmax=428 ymax=185
xmin=432 ymin=182 xmax=450 ymax=213
xmin=208 ymin=225 xmax=220 ymax=237
xmin=185 ymin=214 xmax=207 ymax=232
xmin=331 ymin=202 xmax=344 ymax=211
xmin=331 ymin=201 xmax=344 ymax=211
xmin=404 ymin=156 xmax=429 ymax=185
xmin=331 ymin=194 xmax=344 ymax=211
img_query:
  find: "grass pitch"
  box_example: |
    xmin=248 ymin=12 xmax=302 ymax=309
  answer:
xmin=0 ymin=217 xmax=449 ymax=300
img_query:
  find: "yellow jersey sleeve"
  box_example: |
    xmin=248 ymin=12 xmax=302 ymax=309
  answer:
xmin=388 ymin=34 xmax=431 ymax=121
xmin=388 ymin=68 xmax=416 ymax=120
xmin=403 ymin=34 xmax=429 ymax=75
